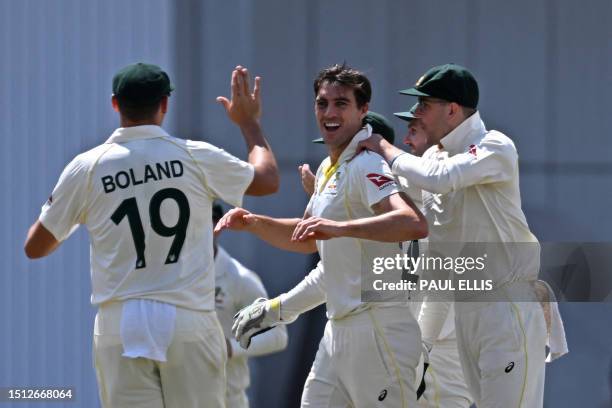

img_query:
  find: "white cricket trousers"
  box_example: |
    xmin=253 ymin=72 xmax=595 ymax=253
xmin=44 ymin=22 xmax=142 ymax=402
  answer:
xmin=93 ymin=302 xmax=227 ymax=408
xmin=455 ymin=299 xmax=547 ymax=408
xmin=417 ymin=338 xmax=473 ymax=408
xmin=301 ymin=306 xmax=422 ymax=407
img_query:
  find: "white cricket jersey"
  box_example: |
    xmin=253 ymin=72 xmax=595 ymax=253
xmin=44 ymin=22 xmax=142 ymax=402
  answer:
xmin=397 ymin=179 xmax=456 ymax=340
xmin=306 ymin=125 xmax=407 ymax=319
xmin=392 ymin=112 xmax=540 ymax=288
xmin=214 ymin=246 xmax=287 ymax=397
xmin=39 ymin=125 xmax=254 ymax=311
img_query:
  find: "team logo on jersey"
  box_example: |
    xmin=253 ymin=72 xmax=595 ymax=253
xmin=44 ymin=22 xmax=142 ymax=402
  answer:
xmin=378 ymin=389 xmax=388 ymax=401
xmin=468 ymin=144 xmax=477 ymax=157
xmin=366 ymin=173 xmax=394 ymax=189
xmin=505 ymin=361 xmax=515 ymax=373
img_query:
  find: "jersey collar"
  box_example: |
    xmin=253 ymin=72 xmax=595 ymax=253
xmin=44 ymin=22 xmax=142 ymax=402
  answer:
xmin=105 ymin=125 xmax=171 ymax=144
xmin=438 ymin=111 xmax=486 ymax=155
xmin=335 ymin=124 xmax=371 ymax=165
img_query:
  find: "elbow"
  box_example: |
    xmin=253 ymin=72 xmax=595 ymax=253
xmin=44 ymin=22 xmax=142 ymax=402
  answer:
xmin=248 ymin=168 xmax=280 ymax=196
xmin=414 ymin=219 xmax=429 ymax=240
xmin=425 ymin=174 xmax=454 ymax=195
xmin=400 ymin=214 xmax=428 ymax=241
xmin=262 ymin=172 xmax=280 ymax=195
xmin=24 ymin=242 xmax=44 ymax=259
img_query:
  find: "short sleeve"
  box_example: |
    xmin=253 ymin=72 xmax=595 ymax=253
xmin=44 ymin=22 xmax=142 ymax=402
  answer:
xmin=39 ymin=155 xmax=90 ymax=241
xmin=187 ymin=141 xmax=255 ymax=207
xmin=352 ymin=151 xmax=400 ymax=209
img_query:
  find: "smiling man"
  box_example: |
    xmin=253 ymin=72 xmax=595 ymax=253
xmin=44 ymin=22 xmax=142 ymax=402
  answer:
xmin=216 ymin=63 xmax=428 ymax=407
xmin=358 ymin=63 xmax=567 ymax=407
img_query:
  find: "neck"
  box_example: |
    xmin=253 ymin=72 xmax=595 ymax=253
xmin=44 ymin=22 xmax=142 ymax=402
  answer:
xmin=328 ymin=141 xmax=350 ymax=164
xmin=120 ymin=119 xmax=162 ymax=128
xmin=328 ymin=130 xmax=360 ymax=164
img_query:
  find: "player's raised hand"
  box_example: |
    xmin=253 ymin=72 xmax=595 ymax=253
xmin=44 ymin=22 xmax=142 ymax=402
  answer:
xmin=217 ymin=65 xmax=262 ymax=126
xmin=291 ymin=216 xmax=344 ymax=242
xmin=298 ymin=164 xmax=315 ymax=196
xmin=214 ymin=207 xmax=258 ymax=233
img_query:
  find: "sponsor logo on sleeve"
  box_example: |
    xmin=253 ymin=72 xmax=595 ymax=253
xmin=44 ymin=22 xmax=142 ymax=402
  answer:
xmin=366 ymin=173 xmax=394 ymax=190
xmin=468 ymin=144 xmax=477 ymax=157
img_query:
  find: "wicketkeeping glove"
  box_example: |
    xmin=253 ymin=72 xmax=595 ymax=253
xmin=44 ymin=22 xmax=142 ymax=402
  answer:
xmin=232 ymin=297 xmax=281 ymax=349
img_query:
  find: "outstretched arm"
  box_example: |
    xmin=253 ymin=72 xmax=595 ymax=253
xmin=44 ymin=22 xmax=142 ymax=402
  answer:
xmin=292 ymin=192 xmax=428 ymax=243
xmin=217 ymin=66 xmax=279 ymax=196
xmin=214 ymin=207 xmax=317 ymax=254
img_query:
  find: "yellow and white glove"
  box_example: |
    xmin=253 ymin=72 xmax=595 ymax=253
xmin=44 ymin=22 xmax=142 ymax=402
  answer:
xmin=232 ymin=297 xmax=281 ymax=349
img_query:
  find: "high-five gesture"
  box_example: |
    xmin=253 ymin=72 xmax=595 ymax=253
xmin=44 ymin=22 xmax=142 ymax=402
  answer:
xmin=217 ymin=65 xmax=262 ymax=126
xmin=216 ymin=65 xmax=279 ymax=196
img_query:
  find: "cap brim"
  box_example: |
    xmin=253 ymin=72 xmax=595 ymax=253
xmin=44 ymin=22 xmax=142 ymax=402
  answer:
xmin=394 ymin=112 xmax=416 ymax=122
xmin=399 ymin=87 xmax=430 ymax=97
xmin=312 ymin=138 xmax=325 ymax=144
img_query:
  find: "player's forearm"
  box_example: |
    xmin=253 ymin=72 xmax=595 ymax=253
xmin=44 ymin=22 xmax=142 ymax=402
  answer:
xmin=279 ymin=264 xmax=326 ymax=323
xmin=241 ymin=121 xmax=280 ymax=195
xmin=340 ymin=209 xmax=428 ymax=242
xmin=391 ymin=153 xmax=454 ymax=194
xmin=379 ymin=143 xmax=406 ymax=164
xmin=249 ymin=215 xmax=317 ymax=254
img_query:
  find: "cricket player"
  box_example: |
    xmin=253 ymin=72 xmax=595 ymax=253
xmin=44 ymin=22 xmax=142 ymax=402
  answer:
xmin=212 ymin=203 xmax=288 ymax=408
xmin=216 ymin=64 xmax=428 ymax=407
xmin=395 ymin=106 xmax=473 ymax=408
xmin=358 ymin=63 xmax=567 ymax=407
xmin=303 ymin=107 xmax=473 ymax=407
xmin=24 ymin=62 xmax=279 ymax=408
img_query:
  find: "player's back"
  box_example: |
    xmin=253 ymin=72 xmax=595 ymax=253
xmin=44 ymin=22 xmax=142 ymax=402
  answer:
xmin=82 ymin=126 xmax=226 ymax=310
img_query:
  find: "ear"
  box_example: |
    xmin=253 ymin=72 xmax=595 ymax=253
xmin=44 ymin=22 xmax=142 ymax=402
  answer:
xmin=160 ymin=96 xmax=169 ymax=114
xmin=359 ymin=102 xmax=369 ymax=119
xmin=448 ymin=102 xmax=461 ymax=119
xmin=111 ymin=95 xmax=120 ymax=113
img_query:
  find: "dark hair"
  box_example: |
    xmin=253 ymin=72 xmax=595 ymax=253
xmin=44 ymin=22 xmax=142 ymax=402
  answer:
xmin=460 ymin=106 xmax=477 ymax=118
xmin=313 ymin=63 xmax=371 ymax=108
xmin=116 ymin=96 xmax=163 ymax=122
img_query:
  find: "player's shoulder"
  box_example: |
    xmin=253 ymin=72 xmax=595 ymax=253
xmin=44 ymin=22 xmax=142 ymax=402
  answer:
xmin=475 ymin=130 xmax=518 ymax=161
xmin=349 ymin=150 xmax=389 ymax=173
xmin=183 ymin=138 xmax=224 ymax=154
xmin=481 ymin=129 xmax=516 ymax=149
xmin=67 ymin=143 xmax=112 ymax=173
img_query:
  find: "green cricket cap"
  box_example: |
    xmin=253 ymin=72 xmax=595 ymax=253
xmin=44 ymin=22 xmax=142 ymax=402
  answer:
xmin=394 ymin=103 xmax=418 ymax=122
xmin=312 ymin=111 xmax=395 ymax=144
xmin=399 ymin=63 xmax=478 ymax=109
xmin=112 ymin=62 xmax=174 ymax=105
